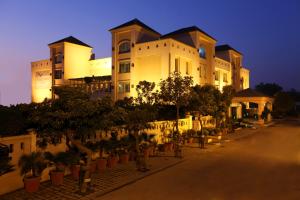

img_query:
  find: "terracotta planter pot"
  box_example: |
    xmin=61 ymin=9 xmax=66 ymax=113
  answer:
xmin=148 ymin=147 xmax=154 ymax=156
xmin=107 ymin=156 xmax=117 ymax=168
xmin=96 ymin=158 xmax=107 ymax=171
xmin=119 ymin=153 xmax=129 ymax=164
xmin=23 ymin=176 xmax=41 ymax=193
xmin=188 ymin=138 xmax=193 ymax=144
xmin=89 ymin=161 xmax=97 ymax=173
xmin=50 ymin=171 xmax=64 ymax=186
xmin=70 ymin=165 xmax=80 ymax=180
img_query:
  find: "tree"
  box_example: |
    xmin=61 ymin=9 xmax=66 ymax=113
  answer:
xmin=116 ymin=82 xmax=157 ymax=171
xmin=159 ymin=72 xmax=193 ymax=156
xmin=255 ymin=82 xmax=282 ymax=97
xmin=273 ymin=92 xmax=295 ymax=116
xmin=188 ymin=85 xmax=216 ymax=134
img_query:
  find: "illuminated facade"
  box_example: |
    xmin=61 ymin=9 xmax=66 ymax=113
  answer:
xmin=31 ymin=19 xmax=250 ymax=103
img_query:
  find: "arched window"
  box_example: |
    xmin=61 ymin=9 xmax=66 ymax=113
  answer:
xmin=119 ymin=41 xmax=131 ymax=54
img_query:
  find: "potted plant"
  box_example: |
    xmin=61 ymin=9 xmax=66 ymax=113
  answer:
xmin=44 ymin=151 xmax=69 ymax=186
xmin=85 ymin=142 xmax=98 ymax=173
xmin=96 ymin=140 xmax=108 ymax=171
xmin=18 ymin=152 xmax=47 ymax=192
xmin=68 ymin=153 xmax=81 ymax=180
xmin=106 ymin=138 xmax=119 ymax=168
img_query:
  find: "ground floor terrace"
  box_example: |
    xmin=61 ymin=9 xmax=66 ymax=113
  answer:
xmin=2 ymin=118 xmax=300 ymax=199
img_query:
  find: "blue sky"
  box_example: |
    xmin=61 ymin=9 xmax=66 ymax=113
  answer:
xmin=0 ymin=0 xmax=299 ymax=105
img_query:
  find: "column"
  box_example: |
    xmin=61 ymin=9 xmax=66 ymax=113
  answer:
xmin=257 ymin=102 xmax=265 ymax=125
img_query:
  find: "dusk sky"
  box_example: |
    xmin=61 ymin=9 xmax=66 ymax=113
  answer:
xmin=0 ymin=0 xmax=299 ymax=106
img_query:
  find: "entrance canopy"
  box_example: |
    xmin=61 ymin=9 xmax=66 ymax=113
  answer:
xmin=231 ymin=88 xmax=274 ymax=123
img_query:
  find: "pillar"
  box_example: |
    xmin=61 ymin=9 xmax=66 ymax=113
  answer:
xmin=257 ymin=103 xmax=265 ymax=125
xmin=236 ymin=105 xmax=242 ymax=119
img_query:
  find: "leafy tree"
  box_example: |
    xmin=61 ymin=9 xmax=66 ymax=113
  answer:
xmin=255 ymin=82 xmax=282 ymax=97
xmin=188 ymin=85 xmax=216 ymax=133
xmin=159 ymin=72 xmax=193 ymax=156
xmin=273 ymin=92 xmax=295 ymax=116
xmin=159 ymin=72 xmax=193 ymax=134
xmin=136 ymin=81 xmax=157 ymax=105
xmin=0 ymin=105 xmax=27 ymax=136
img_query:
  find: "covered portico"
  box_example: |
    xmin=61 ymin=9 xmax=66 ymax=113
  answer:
xmin=230 ymin=88 xmax=274 ymax=124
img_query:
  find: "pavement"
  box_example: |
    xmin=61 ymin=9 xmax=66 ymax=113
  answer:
xmin=98 ymin=119 xmax=300 ymax=200
xmin=0 ymin=152 xmax=183 ymax=200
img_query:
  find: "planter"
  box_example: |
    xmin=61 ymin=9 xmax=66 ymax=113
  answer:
xmin=143 ymin=148 xmax=150 ymax=159
xmin=107 ymin=156 xmax=117 ymax=168
xmin=70 ymin=165 xmax=80 ymax=180
xmin=188 ymin=138 xmax=193 ymax=144
xmin=50 ymin=170 xmax=64 ymax=186
xmin=148 ymin=146 xmax=155 ymax=157
xmin=119 ymin=153 xmax=129 ymax=164
xmin=89 ymin=161 xmax=97 ymax=173
xmin=23 ymin=176 xmax=41 ymax=193
xmin=164 ymin=142 xmax=173 ymax=152
xmin=96 ymin=158 xmax=107 ymax=171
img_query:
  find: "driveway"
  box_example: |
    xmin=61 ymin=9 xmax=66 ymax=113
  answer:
xmin=99 ymin=119 xmax=300 ymax=200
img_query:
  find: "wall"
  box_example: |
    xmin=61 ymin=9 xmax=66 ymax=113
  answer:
xmin=64 ymin=42 xmax=92 ymax=79
xmin=214 ymin=57 xmax=232 ymax=91
xmin=31 ymin=59 xmax=52 ymax=103
xmin=88 ymin=57 xmax=112 ymax=77
xmin=0 ymin=133 xmax=67 ymax=195
xmin=240 ymin=67 xmax=250 ymax=89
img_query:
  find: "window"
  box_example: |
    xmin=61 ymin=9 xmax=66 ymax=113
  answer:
xmin=199 ymin=47 xmax=206 ymax=59
xmin=54 ymin=69 xmax=63 ymax=79
xmin=186 ymin=62 xmax=191 ymax=75
xmin=119 ymin=62 xmax=130 ymax=73
xmin=118 ymin=82 xmax=130 ymax=93
xmin=175 ymin=58 xmax=180 ymax=72
xmin=20 ymin=142 xmax=24 ymax=150
xmin=54 ymin=53 xmax=63 ymax=64
xmin=9 ymin=144 xmax=13 ymax=153
xmin=215 ymin=71 xmax=220 ymax=81
xmin=223 ymin=73 xmax=228 ymax=82
xmin=119 ymin=41 xmax=131 ymax=53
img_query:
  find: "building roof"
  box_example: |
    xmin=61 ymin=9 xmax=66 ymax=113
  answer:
xmin=48 ymin=36 xmax=92 ymax=48
xmin=109 ymin=18 xmax=161 ymax=35
xmin=160 ymin=26 xmax=216 ymax=41
xmin=235 ymin=88 xmax=271 ymax=98
xmin=215 ymin=44 xmax=242 ymax=55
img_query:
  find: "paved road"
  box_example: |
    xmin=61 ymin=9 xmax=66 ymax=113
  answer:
xmin=99 ymin=119 xmax=300 ymax=200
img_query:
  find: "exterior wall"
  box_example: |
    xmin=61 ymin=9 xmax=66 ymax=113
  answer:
xmin=214 ymin=57 xmax=232 ymax=91
xmin=0 ymin=133 xmax=67 ymax=195
xmin=216 ymin=50 xmax=243 ymax=91
xmin=63 ymin=42 xmax=92 ymax=79
xmin=240 ymin=67 xmax=250 ymax=89
xmin=88 ymin=57 xmax=111 ymax=77
xmin=31 ymin=59 xmax=52 ymax=103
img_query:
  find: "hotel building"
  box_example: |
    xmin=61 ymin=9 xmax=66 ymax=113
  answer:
xmin=31 ymin=19 xmax=250 ymax=103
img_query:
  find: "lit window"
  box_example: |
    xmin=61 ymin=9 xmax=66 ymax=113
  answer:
xmin=175 ymin=58 xmax=180 ymax=72
xmin=119 ymin=41 xmax=131 ymax=53
xmin=186 ymin=62 xmax=191 ymax=75
xmin=118 ymin=82 xmax=130 ymax=93
xmin=54 ymin=69 xmax=63 ymax=79
xmin=119 ymin=62 xmax=130 ymax=73
xmin=223 ymin=73 xmax=228 ymax=82
xmin=215 ymin=71 xmax=220 ymax=81
xmin=199 ymin=47 xmax=206 ymax=59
